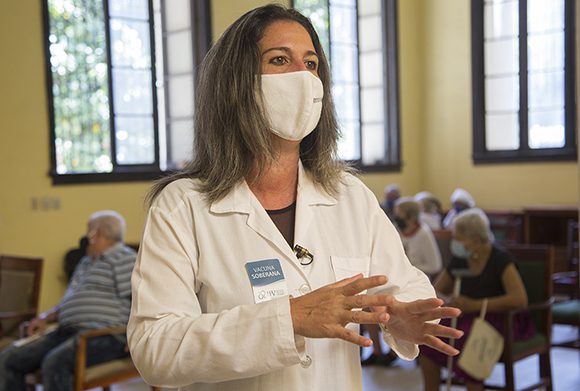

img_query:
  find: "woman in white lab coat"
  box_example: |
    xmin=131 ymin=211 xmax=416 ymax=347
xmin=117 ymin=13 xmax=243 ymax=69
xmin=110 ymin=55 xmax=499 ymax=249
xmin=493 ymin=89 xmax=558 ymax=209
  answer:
xmin=127 ymin=5 xmax=462 ymax=391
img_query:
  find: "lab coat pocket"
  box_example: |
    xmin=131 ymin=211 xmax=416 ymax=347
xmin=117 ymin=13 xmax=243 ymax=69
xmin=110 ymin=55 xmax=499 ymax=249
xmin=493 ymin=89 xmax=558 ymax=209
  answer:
xmin=330 ymin=256 xmax=370 ymax=282
xmin=331 ymin=256 xmax=371 ymax=332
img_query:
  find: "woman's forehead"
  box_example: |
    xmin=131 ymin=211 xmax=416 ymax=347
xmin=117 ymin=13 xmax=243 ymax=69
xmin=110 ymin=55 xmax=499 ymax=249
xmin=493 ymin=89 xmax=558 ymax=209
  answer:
xmin=259 ymin=20 xmax=315 ymax=51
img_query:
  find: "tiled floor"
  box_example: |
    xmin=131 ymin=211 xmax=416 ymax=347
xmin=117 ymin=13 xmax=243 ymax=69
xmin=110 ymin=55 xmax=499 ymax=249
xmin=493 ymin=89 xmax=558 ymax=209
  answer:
xmin=104 ymin=326 xmax=579 ymax=391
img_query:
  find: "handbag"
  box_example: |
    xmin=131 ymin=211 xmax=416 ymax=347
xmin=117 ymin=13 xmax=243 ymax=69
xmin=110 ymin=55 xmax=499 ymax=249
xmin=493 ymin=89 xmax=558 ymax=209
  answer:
xmin=457 ymin=299 xmax=504 ymax=380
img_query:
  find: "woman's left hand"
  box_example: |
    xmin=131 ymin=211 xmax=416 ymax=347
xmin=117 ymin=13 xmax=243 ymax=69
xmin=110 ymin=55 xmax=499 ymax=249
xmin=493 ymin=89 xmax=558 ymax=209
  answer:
xmin=372 ymin=296 xmax=464 ymax=356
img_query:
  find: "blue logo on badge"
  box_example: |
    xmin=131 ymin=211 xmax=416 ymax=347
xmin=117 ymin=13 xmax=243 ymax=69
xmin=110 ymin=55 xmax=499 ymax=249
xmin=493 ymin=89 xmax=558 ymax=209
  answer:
xmin=245 ymin=259 xmax=285 ymax=287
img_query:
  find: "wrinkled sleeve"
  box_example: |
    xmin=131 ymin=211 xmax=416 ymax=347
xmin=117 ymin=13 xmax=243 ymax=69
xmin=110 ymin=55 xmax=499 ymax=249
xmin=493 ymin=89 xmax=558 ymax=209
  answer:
xmin=365 ymin=197 xmax=436 ymax=360
xmin=127 ymin=199 xmax=303 ymax=388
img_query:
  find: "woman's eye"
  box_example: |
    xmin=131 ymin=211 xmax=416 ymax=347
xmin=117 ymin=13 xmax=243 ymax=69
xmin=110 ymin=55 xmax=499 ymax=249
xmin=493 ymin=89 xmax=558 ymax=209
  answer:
xmin=305 ymin=60 xmax=318 ymax=70
xmin=270 ymin=56 xmax=288 ymax=66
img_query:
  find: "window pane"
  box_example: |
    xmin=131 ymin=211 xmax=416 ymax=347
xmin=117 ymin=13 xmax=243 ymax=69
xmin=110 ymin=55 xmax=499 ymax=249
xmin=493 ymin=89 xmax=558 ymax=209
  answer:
xmin=48 ymin=0 xmax=112 ymax=174
xmin=528 ymin=110 xmax=565 ymax=149
xmin=166 ymin=30 xmax=194 ymax=74
xmin=359 ymin=15 xmax=383 ymax=52
xmin=484 ymin=1 xmax=518 ymax=39
xmin=528 ymin=32 xmax=564 ymax=71
xmin=362 ymin=124 xmax=386 ymax=165
xmin=168 ymin=74 xmax=195 ymax=117
xmin=108 ymin=0 xmax=148 ymax=20
xmin=528 ymin=0 xmax=564 ymax=33
xmin=484 ymin=38 xmax=519 ymax=75
xmin=361 ymin=87 xmax=384 ymax=124
xmin=115 ymin=116 xmax=155 ymax=164
xmin=329 ymin=4 xmax=356 ymax=45
xmin=358 ymin=0 xmax=381 ymax=16
xmin=330 ymin=45 xmax=358 ymax=83
xmin=112 ymin=69 xmax=153 ymax=115
xmin=332 ymin=83 xmax=359 ymax=121
xmin=163 ymin=0 xmax=191 ymax=32
xmin=110 ymin=19 xmax=151 ymax=69
xmin=338 ymin=120 xmax=360 ymax=160
xmin=168 ymin=119 xmax=194 ymax=168
xmin=528 ymin=71 xmax=564 ymax=109
xmin=330 ymin=0 xmax=355 ymax=6
xmin=359 ymin=52 xmax=383 ymax=87
xmin=485 ymin=76 xmax=519 ymax=112
xmin=485 ymin=113 xmax=519 ymax=150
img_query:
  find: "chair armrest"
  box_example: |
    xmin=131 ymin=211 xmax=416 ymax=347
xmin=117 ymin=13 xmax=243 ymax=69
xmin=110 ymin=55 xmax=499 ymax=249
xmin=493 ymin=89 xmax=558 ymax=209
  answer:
xmin=75 ymin=325 xmax=128 ymax=391
xmin=506 ymin=298 xmax=554 ymax=317
xmin=77 ymin=325 xmax=127 ymax=341
xmin=502 ymin=297 xmax=554 ymax=356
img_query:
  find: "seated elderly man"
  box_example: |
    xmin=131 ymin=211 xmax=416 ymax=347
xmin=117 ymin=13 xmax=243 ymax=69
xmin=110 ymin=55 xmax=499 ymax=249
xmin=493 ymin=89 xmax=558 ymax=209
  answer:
xmin=0 ymin=210 xmax=136 ymax=391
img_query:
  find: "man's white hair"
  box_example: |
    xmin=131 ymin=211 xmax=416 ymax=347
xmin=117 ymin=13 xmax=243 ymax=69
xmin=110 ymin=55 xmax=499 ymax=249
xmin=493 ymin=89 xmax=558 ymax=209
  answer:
xmin=89 ymin=210 xmax=126 ymax=242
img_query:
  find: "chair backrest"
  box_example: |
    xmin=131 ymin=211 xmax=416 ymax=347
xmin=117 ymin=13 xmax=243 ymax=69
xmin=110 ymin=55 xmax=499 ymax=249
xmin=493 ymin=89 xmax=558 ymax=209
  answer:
xmin=485 ymin=210 xmax=524 ymax=245
xmin=502 ymin=244 xmax=554 ymax=333
xmin=432 ymin=229 xmax=452 ymax=268
xmin=0 ymin=255 xmax=43 ymax=337
xmin=502 ymin=244 xmax=554 ymax=303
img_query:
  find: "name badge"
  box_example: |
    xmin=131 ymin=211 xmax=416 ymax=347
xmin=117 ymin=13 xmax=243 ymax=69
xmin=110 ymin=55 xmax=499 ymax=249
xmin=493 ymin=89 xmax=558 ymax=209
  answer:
xmin=245 ymin=259 xmax=288 ymax=304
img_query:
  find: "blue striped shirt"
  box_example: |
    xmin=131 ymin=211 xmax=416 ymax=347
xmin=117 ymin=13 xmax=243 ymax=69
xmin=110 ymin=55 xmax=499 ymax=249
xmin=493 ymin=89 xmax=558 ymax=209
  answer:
xmin=58 ymin=243 xmax=136 ymax=328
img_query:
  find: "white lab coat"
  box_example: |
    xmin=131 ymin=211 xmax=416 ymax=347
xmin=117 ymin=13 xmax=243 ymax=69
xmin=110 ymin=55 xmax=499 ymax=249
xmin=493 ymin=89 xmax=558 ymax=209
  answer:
xmin=128 ymin=163 xmax=435 ymax=391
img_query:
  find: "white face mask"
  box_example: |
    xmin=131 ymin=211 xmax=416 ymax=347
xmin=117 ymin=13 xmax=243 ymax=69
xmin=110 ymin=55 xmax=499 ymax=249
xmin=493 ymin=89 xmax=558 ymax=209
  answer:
xmin=260 ymin=71 xmax=324 ymax=141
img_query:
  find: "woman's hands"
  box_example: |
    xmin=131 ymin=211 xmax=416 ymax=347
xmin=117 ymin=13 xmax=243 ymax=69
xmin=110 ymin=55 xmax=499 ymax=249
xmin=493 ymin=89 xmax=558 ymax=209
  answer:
xmin=290 ymin=274 xmax=393 ymax=347
xmin=289 ymin=273 xmax=464 ymax=355
xmin=373 ymin=297 xmax=464 ymax=356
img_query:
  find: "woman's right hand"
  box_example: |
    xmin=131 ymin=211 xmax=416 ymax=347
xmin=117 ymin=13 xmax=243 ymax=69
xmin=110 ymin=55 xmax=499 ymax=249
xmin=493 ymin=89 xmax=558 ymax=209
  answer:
xmin=289 ymin=274 xmax=391 ymax=347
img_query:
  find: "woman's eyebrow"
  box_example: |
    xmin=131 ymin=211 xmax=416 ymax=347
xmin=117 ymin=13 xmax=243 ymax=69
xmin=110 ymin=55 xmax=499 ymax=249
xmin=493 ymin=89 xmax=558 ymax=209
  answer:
xmin=261 ymin=46 xmax=318 ymax=58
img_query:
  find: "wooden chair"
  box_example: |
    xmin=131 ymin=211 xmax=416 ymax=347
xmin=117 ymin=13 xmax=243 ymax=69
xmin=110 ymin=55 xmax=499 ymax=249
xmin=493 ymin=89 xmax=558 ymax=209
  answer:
xmin=0 ymin=255 xmax=43 ymax=349
xmin=442 ymin=244 xmax=554 ymax=391
xmin=24 ymin=325 xmax=160 ymax=391
xmin=489 ymin=244 xmax=554 ymax=391
xmin=552 ymin=220 xmax=578 ymax=299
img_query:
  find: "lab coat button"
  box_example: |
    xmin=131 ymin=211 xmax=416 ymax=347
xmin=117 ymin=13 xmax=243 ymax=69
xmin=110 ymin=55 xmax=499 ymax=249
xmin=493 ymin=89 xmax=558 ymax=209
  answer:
xmin=300 ymin=355 xmax=312 ymax=368
xmin=299 ymin=284 xmax=311 ymax=295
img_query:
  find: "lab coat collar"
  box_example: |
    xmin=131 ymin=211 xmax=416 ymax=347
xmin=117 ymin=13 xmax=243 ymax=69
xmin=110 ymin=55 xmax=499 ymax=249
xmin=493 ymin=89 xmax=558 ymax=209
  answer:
xmin=209 ymin=160 xmax=337 ymax=214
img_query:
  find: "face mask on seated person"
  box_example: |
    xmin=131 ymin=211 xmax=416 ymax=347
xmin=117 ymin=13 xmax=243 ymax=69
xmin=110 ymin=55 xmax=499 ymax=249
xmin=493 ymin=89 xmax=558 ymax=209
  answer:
xmin=394 ymin=217 xmax=407 ymax=231
xmin=260 ymin=71 xmax=324 ymax=141
xmin=450 ymin=239 xmax=471 ymax=259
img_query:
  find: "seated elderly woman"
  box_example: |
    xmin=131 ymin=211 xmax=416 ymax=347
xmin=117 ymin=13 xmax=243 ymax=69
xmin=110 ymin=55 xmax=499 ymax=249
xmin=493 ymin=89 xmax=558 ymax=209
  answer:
xmin=442 ymin=188 xmax=475 ymax=229
xmin=419 ymin=209 xmax=534 ymax=391
xmin=394 ymin=197 xmax=442 ymax=278
xmin=414 ymin=191 xmax=442 ymax=230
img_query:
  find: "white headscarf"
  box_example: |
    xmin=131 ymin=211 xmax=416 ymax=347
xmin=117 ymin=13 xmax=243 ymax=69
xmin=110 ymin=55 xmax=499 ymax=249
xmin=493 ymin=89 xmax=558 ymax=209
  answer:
xmin=450 ymin=188 xmax=475 ymax=208
xmin=414 ymin=191 xmax=434 ymax=202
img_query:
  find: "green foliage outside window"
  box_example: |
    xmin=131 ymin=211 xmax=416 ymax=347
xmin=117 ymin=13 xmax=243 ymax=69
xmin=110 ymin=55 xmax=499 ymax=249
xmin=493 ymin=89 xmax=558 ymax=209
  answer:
xmin=294 ymin=0 xmax=330 ymax=57
xmin=48 ymin=0 xmax=112 ymax=174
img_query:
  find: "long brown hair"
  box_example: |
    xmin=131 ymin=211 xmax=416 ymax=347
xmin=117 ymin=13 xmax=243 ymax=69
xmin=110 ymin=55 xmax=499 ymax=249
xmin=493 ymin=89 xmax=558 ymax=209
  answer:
xmin=147 ymin=4 xmax=347 ymax=206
